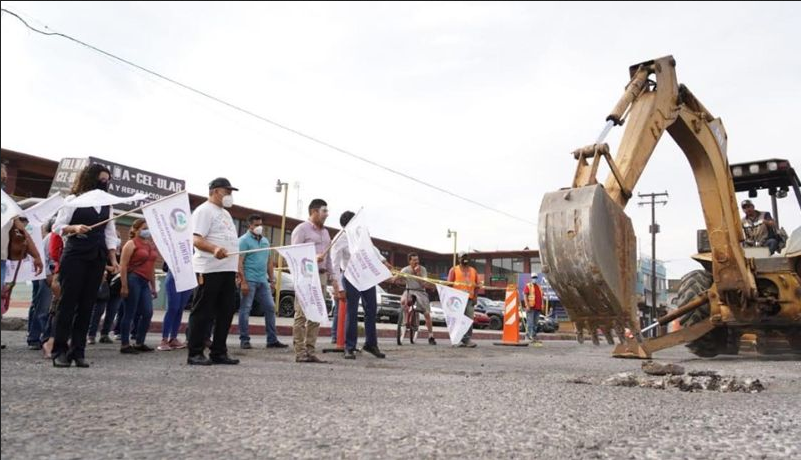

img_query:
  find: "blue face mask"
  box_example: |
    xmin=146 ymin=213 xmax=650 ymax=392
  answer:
xmin=139 ymin=229 xmax=151 ymax=239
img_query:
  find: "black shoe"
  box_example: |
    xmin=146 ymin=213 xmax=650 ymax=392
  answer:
xmin=344 ymin=349 xmax=356 ymax=360
xmin=74 ymin=358 xmax=90 ymax=368
xmin=133 ymin=344 xmax=154 ymax=353
xmin=28 ymin=343 xmax=43 ymax=350
xmin=266 ymin=341 xmax=288 ymax=349
xmin=53 ymin=354 xmax=71 ymax=368
xmin=240 ymin=342 xmax=252 ymax=350
xmin=428 ymin=337 xmax=437 ymax=345
xmin=99 ymin=336 xmax=113 ymax=344
xmin=210 ymin=355 xmax=240 ymax=365
xmin=120 ymin=345 xmax=140 ymax=355
xmin=187 ymin=354 xmax=212 ymax=366
xmin=362 ymin=345 xmax=386 ymax=359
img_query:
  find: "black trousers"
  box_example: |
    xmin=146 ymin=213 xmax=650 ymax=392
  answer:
xmin=52 ymin=256 xmax=106 ymax=360
xmin=187 ymin=272 xmax=236 ymax=358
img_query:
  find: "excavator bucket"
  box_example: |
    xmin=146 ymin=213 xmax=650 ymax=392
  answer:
xmin=538 ymin=185 xmax=639 ymax=345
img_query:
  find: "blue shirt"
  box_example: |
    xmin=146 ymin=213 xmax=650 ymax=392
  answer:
xmin=239 ymin=232 xmax=271 ymax=282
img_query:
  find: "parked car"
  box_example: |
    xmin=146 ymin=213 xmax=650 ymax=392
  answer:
xmin=476 ymin=297 xmax=504 ymax=330
xmin=429 ymin=302 xmax=447 ymax=326
xmin=473 ymin=310 xmax=491 ymax=329
xmin=251 ymin=271 xmax=311 ymax=318
xmin=518 ymin=311 xmax=560 ymax=333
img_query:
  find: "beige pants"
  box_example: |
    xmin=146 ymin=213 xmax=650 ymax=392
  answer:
xmin=293 ymin=273 xmax=328 ymax=358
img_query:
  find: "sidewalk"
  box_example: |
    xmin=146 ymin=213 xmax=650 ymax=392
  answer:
xmin=2 ymin=301 xmax=575 ymax=342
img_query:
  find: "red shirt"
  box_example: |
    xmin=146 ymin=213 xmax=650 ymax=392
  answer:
xmin=524 ymin=283 xmax=543 ymax=311
xmin=49 ymin=233 xmax=64 ymax=273
xmin=128 ymin=237 xmax=158 ymax=280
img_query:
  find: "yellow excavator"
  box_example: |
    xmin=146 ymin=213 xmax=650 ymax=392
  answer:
xmin=538 ymin=55 xmax=801 ymax=358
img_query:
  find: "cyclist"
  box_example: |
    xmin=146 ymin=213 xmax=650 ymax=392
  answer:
xmin=396 ymin=253 xmax=436 ymax=345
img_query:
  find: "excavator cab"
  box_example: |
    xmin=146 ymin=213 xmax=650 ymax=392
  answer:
xmin=539 ymin=56 xmax=801 ymax=358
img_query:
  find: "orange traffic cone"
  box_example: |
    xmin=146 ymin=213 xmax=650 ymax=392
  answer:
xmin=493 ymin=284 xmax=529 ymax=347
xmin=323 ymin=298 xmax=348 ymax=353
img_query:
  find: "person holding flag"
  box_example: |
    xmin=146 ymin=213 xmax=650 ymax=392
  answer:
xmin=447 ymin=252 xmax=480 ymax=348
xmin=332 ymin=210 xmax=393 ymax=360
xmin=50 ymin=164 xmax=120 ymax=368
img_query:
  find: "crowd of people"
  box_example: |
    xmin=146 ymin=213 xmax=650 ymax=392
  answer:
xmin=2 ymin=162 xmax=547 ymax=367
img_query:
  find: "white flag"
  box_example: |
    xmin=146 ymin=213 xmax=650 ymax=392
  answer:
xmin=276 ymin=243 xmax=330 ymax=325
xmin=344 ymin=211 xmax=391 ymax=291
xmin=1 ymin=189 xmax=24 ymax=229
xmin=436 ymin=284 xmax=474 ymax=345
xmin=25 ymin=194 xmax=65 ymax=227
xmin=66 ymin=189 xmax=149 ymax=208
xmin=142 ymin=192 xmax=197 ymax=292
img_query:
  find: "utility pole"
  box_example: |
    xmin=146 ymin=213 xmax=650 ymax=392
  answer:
xmin=638 ymin=191 xmax=668 ymax=337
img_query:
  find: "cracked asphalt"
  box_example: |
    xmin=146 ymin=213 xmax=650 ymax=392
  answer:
xmin=2 ymin=330 xmax=799 ymax=459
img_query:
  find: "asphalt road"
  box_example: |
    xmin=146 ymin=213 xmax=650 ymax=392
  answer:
xmin=1 ymin=331 xmax=799 ymax=459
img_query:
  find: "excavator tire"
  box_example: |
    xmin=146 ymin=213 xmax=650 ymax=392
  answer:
xmin=678 ymin=269 xmax=738 ymax=357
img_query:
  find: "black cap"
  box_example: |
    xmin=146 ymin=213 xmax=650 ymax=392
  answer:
xmin=209 ymin=177 xmax=239 ymax=191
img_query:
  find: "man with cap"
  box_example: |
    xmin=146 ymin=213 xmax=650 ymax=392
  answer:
xmin=447 ymin=251 xmax=480 ymax=348
xmin=523 ymin=273 xmax=544 ymax=344
xmin=186 ymin=178 xmax=242 ymax=365
xmin=741 ymin=199 xmax=780 ymax=255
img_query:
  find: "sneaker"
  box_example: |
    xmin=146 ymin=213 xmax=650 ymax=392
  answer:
xmin=99 ymin=336 xmax=113 ymax=344
xmin=157 ymin=339 xmax=172 ymax=351
xmin=305 ymin=354 xmax=327 ymax=364
xmin=428 ymin=337 xmax=437 ymax=345
xmin=343 ymin=349 xmax=356 ymax=360
xmin=266 ymin=341 xmax=288 ymax=349
xmin=133 ymin=343 xmax=155 ymax=352
xmin=240 ymin=342 xmax=253 ymax=350
xmin=113 ymin=334 xmax=122 ymax=341
xmin=462 ymin=340 xmax=478 ymax=348
xmin=167 ymin=338 xmax=186 ymax=350
xmin=87 ymin=337 xmax=96 ymax=345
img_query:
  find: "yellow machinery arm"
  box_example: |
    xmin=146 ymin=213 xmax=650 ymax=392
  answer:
xmin=539 ymin=56 xmax=756 ymax=346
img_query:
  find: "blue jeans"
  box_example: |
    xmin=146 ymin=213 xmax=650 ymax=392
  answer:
xmin=120 ymin=273 xmax=154 ymax=345
xmin=88 ymin=295 xmax=123 ymax=338
xmin=344 ymin=278 xmax=377 ymax=352
xmin=526 ymin=310 xmax=540 ymax=339
xmin=27 ymin=280 xmax=52 ymax=346
xmin=1 ymin=259 xmax=6 ymax=286
xmin=239 ymin=280 xmax=278 ymax=345
xmin=163 ymin=271 xmax=192 ymax=340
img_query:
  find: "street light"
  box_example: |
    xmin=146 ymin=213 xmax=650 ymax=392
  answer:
xmin=447 ymin=229 xmax=457 ymax=268
xmin=274 ymin=180 xmax=289 ymax=311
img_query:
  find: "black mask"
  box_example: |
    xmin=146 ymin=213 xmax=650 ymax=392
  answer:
xmin=96 ymin=180 xmax=109 ymax=192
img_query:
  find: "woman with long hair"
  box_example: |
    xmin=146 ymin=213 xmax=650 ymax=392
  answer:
xmin=51 ymin=163 xmax=119 ymax=368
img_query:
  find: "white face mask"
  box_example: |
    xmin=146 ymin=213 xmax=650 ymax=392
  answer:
xmin=222 ymin=194 xmax=234 ymax=208
xmin=253 ymin=225 xmax=263 ymax=236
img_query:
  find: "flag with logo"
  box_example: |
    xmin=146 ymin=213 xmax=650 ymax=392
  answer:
xmin=142 ymin=191 xmax=197 ymax=292
xmin=343 ymin=211 xmax=392 ymax=291
xmin=66 ymin=189 xmax=149 ymax=208
xmin=276 ymin=243 xmax=330 ymax=325
xmin=436 ymin=284 xmax=474 ymax=344
xmin=1 ymin=189 xmax=24 ymax=229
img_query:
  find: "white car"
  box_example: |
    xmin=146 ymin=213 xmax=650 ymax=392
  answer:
xmin=428 ymin=302 xmax=447 ymax=326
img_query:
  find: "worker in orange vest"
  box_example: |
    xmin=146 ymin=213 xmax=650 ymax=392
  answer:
xmin=523 ymin=274 xmax=543 ymax=344
xmin=447 ymin=252 xmax=479 ymax=348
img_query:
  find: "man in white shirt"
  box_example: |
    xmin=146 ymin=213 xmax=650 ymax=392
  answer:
xmin=332 ymin=210 xmax=392 ymax=360
xmin=186 ymin=178 xmax=242 ymax=366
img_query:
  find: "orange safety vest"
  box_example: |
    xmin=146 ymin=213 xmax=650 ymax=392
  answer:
xmin=453 ymin=266 xmax=478 ymax=300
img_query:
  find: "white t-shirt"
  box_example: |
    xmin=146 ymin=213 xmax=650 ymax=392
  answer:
xmin=192 ymin=201 xmax=239 ymax=274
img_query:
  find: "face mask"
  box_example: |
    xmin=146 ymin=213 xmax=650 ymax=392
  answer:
xmin=461 ymin=259 xmax=469 ymax=266
xmin=222 ymin=194 xmax=234 ymax=208
xmin=253 ymin=226 xmax=264 ymax=236
xmin=139 ymin=229 xmax=151 ymax=239
xmin=96 ymin=180 xmax=109 ymax=191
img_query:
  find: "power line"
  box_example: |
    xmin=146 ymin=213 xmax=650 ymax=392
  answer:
xmin=1 ymin=8 xmax=536 ymax=226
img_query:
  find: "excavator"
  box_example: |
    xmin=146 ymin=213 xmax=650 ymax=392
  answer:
xmin=537 ymin=55 xmax=801 ymax=358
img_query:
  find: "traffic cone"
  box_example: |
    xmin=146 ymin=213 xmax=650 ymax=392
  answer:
xmin=323 ymin=298 xmax=348 ymax=353
xmin=493 ymin=284 xmax=529 ymax=347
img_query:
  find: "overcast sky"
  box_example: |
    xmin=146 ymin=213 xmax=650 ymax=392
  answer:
xmin=2 ymin=1 xmax=799 ymax=277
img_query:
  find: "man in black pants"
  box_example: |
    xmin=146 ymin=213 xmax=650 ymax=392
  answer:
xmin=186 ymin=178 xmax=242 ymax=365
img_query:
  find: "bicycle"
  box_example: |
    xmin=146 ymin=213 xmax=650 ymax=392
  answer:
xmin=397 ymin=290 xmax=422 ymax=345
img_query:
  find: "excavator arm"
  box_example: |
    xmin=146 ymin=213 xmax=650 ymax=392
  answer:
xmin=538 ymin=56 xmax=756 ymax=349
